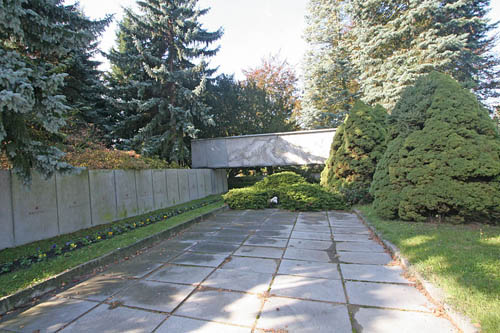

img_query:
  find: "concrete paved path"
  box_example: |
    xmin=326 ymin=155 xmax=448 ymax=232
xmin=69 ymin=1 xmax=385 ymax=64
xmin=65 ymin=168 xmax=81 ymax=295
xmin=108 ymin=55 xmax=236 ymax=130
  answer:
xmin=0 ymin=210 xmax=457 ymax=332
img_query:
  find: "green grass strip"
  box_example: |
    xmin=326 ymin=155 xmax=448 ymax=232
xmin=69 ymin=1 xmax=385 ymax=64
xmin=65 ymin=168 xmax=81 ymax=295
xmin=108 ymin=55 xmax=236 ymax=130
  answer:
xmin=0 ymin=197 xmax=224 ymax=298
xmin=357 ymin=204 xmax=500 ymax=333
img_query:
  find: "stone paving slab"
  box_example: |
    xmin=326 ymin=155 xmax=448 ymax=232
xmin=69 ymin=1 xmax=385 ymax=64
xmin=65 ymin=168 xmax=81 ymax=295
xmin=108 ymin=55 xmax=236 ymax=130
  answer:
xmin=296 ymin=219 xmax=330 ymax=226
xmin=334 ymin=233 xmax=373 ymax=242
xmin=146 ymin=264 xmax=214 ymax=285
xmin=202 ymin=268 xmax=273 ymax=294
xmin=332 ymin=227 xmax=371 ymax=234
xmin=254 ymin=230 xmax=291 ymax=238
xmin=0 ymin=209 xmax=457 ymax=333
xmin=346 ymin=281 xmax=435 ymax=312
xmin=270 ymin=275 xmax=345 ymax=303
xmin=209 ymin=235 xmax=248 ymax=244
xmin=112 ymin=280 xmax=195 ymax=312
xmin=330 ymin=222 xmax=365 ymax=228
xmin=221 ymin=256 xmax=279 ymax=274
xmin=175 ymin=290 xmax=262 ymax=327
xmin=138 ymin=249 xmax=183 ymax=263
xmin=256 ymin=224 xmax=293 ymax=232
xmin=171 ymin=252 xmax=228 ymax=267
xmin=189 ymin=241 xmax=240 ymax=255
xmin=157 ymin=316 xmax=251 ymax=333
xmin=101 ymin=258 xmax=163 ymax=278
xmin=341 ymin=264 xmax=408 ymax=284
xmin=291 ymin=231 xmax=332 ymax=241
xmin=60 ymin=304 xmax=165 ymax=332
xmin=244 ymin=236 xmax=288 ymax=248
xmin=216 ymin=229 xmax=253 ymax=237
xmin=338 ymin=251 xmax=392 ymax=265
xmin=288 ymin=238 xmax=335 ymax=251
xmin=278 ymin=260 xmax=341 ymax=280
xmin=283 ymin=248 xmax=335 ymax=263
xmin=353 ymin=307 xmax=456 ymax=333
xmin=256 ymin=297 xmax=352 ymax=333
xmin=336 ymin=241 xmax=386 ymax=253
xmin=233 ymin=245 xmax=284 ymax=259
xmin=0 ymin=297 xmax=97 ymax=333
xmin=58 ymin=276 xmax=132 ymax=301
xmin=293 ymin=225 xmax=332 ymax=233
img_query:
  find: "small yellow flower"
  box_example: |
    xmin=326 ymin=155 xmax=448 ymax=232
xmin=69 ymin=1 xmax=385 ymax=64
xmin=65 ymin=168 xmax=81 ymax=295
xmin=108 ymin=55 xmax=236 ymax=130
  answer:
xmin=146 ymin=218 xmax=150 ymax=222
xmin=70 ymin=243 xmax=77 ymax=249
xmin=108 ymin=231 xmax=113 ymax=236
xmin=97 ymin=236 xmax=101 ymax=240
xmin=163 ymin=215 xmax=167 ymax=219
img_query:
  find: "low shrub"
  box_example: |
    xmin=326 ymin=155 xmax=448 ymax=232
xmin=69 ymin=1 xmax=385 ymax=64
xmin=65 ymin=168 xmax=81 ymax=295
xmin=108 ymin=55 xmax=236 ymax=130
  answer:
xmin=279 ymin=183 xmax=347 ymax=211
xmin=228 ymin=175 xmax=263 ymax=189
xmin=254 ymin=171 xmax=307 ymax=189
xmin=222 ymin=187 xmax=271 ymax=209
xmin=371 ymin=72 xmax=500 ymax=223
xmin=223 ymin=172 xmax=347 ymax=211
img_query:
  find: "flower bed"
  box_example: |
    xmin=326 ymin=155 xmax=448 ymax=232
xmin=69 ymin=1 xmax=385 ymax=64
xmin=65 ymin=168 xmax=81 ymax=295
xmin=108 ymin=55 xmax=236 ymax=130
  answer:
xmin=0 ymin=199 xmax=220 ymax=275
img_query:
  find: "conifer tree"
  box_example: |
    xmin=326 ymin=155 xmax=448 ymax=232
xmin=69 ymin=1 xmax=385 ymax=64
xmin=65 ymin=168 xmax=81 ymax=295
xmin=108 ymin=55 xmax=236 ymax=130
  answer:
xmin=300 ymin=0 xmax=359 ymax=129
xmin=348 ymin=0 xmax=499 ymax=110
xmin=321 ymin=101 xmax=386 ymax=204
xmin=108 ymin=0 xmax=222 ymax=163
xmin=301 ymin=0 xmax=499 ymax=116
xmin=370 ymin=72 xmax=500 ymax=223
xmin=61 ymin=8 xmax=112 ymax=139
xmin=0 ymin=0 xmax=110 ymax=182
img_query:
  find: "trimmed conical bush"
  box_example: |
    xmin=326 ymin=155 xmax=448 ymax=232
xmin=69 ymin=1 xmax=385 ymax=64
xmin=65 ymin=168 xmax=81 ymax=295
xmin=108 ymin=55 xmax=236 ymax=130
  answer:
xmin=321 ymin=100 xmax=387 ymax=204
xmin=371 ymin=72 xmax=500 ymax=223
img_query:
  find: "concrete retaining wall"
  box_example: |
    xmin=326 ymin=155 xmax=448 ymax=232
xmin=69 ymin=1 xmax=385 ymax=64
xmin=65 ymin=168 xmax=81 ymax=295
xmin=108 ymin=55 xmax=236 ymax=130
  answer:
xmin=192 ymin=128 xmax=336 ymax=168
xmin=0 ymin=168 xmax=227 ymax=250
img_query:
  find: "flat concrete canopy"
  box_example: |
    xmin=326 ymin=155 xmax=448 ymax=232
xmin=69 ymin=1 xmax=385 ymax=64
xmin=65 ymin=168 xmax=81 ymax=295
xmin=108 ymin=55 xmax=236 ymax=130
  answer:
xmin=191 ymin=129 xmax=336 ymax=168
xmin=0 ymin=210 xmax=456 ymax=332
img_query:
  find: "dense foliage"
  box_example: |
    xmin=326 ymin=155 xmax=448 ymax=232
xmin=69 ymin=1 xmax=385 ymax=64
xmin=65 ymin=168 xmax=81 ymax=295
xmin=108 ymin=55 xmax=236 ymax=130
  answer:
xmin=243 ymin=55 xmax=301 ymax=127
xmin=300 ymin=0 xmax=500 ymax=122
xmin=300 ymin=0 xmax=359 ymax=128
xmin=371 ymin=72 xmax=500 ymax=224
xmin=321 ymin=101 xmax=387 ymax=204
xmin=197 ymin=74 xmax=296 ymax=139
xmin=106 ymin=0 xmax=222 ymax=164
xmin=224 ymin=172 xmax=346 ymax=211
xmin=197 ymin=56 xmax=299 ymax=139
xmin=0 ymin=0 xmax=110 ymax=182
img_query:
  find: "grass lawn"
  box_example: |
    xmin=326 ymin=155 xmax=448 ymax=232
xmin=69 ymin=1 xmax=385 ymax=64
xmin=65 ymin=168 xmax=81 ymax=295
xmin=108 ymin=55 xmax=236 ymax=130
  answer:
xmin=0 ymin=196 xmax=224 ymax=298
xmin=357 ymin=205 xmax=500 ymax=333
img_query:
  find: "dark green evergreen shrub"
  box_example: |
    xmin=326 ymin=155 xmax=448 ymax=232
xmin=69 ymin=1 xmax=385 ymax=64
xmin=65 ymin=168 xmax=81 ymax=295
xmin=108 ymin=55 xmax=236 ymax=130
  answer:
xmin=279 ymin=184 xmax=347 ymax=211
xmin=371 ymin=72 xmax=500 ymax=224
xmin=254 ymin=171 xmax=307 ymax=189
xmin=223 ymin=188 xmax=270 ymax=209
xmin=321 ymin=101 xmax=387 ymax=204
xmin=228 ymin=175 xmax=263 ymax=189
xmin=223 ymin=172 xmax=346 ymax=211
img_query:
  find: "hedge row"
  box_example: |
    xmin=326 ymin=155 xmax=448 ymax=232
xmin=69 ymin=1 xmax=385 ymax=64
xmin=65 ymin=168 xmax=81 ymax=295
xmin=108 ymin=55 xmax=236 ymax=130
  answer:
xmin=223 ymin=172 xmax=346 ymax=211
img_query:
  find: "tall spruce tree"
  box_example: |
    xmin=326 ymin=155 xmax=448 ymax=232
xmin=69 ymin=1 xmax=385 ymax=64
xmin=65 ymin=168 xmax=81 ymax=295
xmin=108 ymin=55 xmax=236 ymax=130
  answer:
xmin=0 ymin=0 xmax=110 ymax=182
xmin=61 ymin=7 xmax=112 ymax=140
xmin=301 ymin=0 xmax=499 ymax=116
xmin=107 ymin=0 xmax=222 ymax=163
xmin=348 ymin=0 xmax=499 ymax=110
xmin=300 ymin=0 xmax=359 ymax=129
